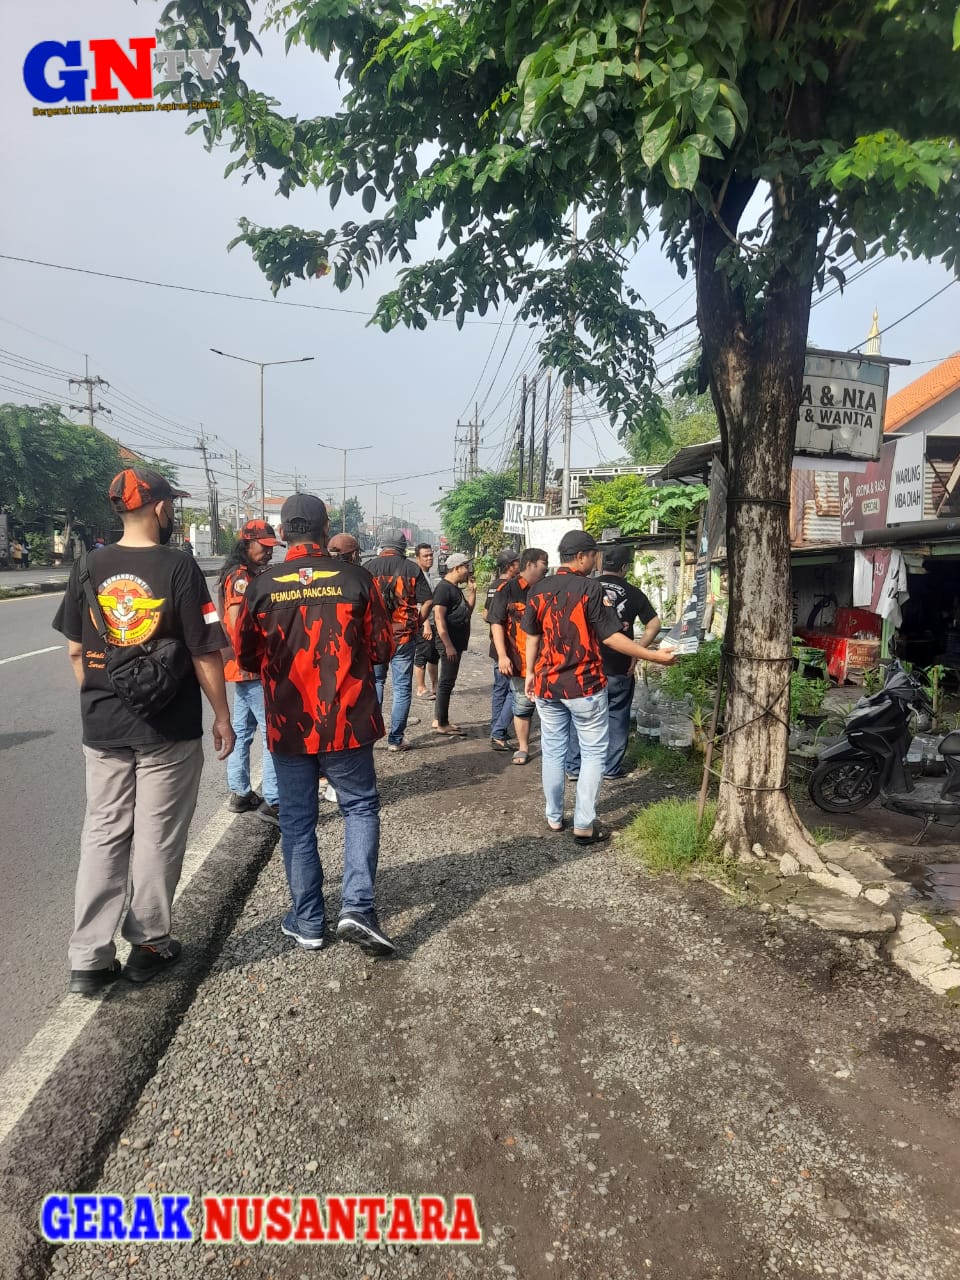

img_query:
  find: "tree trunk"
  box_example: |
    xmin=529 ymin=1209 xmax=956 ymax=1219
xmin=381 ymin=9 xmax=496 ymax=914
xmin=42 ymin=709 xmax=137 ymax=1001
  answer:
xmin=693 ymin=180 xmax=824 ymax=868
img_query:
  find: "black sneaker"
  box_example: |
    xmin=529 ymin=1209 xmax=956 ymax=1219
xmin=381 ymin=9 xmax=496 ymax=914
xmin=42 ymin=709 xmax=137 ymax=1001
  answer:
xmin=256 ymin=801 xmax=280 ymax=827
xmin=68 ymin=961 xmax=121 ymax=996
xmin=123 ymin=939 xmax=182 ymax=984
xmin=336 ymin=911 xmax=396 ymax=957
xmin=229 ymin=790 xmax=262 ymax=813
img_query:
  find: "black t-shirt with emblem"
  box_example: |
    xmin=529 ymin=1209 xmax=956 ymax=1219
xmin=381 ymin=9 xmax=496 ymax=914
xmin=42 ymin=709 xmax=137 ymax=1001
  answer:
xmin=53 ymin=545 xmax=228 ymax=748
xmin=598 ymin=573 xmax=657 ymax=676
xmin=432 ymin=578 xmax=472 ymax=652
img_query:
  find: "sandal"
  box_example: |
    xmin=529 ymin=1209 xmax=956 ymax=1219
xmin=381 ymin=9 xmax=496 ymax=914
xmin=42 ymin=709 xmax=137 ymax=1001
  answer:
xmin=573 ymin=822 xmax=611 ymax=846
xmin=434 ymin=725 xmax=466 ymax=737
xmin=547 ymin=818 xmax=566 ymax=832
xmin=490 ymin=738 xmax=512 ymax=752
xmin=512 ymin=750 xmax=530 ymax=766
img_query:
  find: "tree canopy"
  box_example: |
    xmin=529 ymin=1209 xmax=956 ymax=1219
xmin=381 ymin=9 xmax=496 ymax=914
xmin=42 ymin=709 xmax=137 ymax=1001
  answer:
xmin=435 ymin=471 xmax=518 ymax=550
xmin=583 ymin=474 xmax=709 ymax=537
xmin=156 ymin=0 xmax=960 ymax=857
xmin=626 ymin=389 xmax=719 ymax=466
xmin=0 ymin=403 xmax=128 ymax=533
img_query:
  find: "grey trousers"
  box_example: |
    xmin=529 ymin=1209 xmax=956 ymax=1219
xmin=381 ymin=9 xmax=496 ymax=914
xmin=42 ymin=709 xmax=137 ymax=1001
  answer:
xmin=70 ymin=738 xmax=204 ymax=970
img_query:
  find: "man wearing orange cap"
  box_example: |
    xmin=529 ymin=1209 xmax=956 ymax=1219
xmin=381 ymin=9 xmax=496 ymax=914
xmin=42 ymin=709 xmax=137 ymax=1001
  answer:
xmin=218 ymin=519 xmax=282 ymax=823
xmin=53 ymin=467 xmax=235 ymax=994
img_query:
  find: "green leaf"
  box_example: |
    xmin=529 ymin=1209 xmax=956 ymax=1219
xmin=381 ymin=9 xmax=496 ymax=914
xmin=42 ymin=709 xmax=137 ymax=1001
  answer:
xmin=664 ymin=142 xmax=701 ymax=190
xmin=561 ymin=73 xmax=587 ymax=108
xmin=361 ymin=185 xmax=376 ymax=212
xmin=954 ymin=8 xmax=960 ymax=50
xmin=691 ymin=82 xmax=719 ymax=122
xmin=641 ymin=122 xmax=674 ymax=168
xmin=705 ymin=104 xmax=737 ymax=149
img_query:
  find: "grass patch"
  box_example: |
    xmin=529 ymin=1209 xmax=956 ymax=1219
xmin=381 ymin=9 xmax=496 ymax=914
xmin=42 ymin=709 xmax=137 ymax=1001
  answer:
xmin=622 ymin=798 xmax=732 ymax=881
xmin=625 ymin=739 xmax=704 ymax=789
xmin=808 ymin=824 xmax=843 ymax=846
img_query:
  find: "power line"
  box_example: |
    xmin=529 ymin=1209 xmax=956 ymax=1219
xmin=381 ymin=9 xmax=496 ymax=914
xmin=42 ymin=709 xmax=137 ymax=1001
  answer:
xmin=852 ymin=279 xmax=957 ymax=350
xmin=0 ymin=253 xmax=523 ymax=326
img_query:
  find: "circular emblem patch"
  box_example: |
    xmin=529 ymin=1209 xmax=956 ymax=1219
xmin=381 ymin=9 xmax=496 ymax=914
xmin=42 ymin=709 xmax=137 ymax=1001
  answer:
xmin=96 ymin=574 xmax=166 ymax=646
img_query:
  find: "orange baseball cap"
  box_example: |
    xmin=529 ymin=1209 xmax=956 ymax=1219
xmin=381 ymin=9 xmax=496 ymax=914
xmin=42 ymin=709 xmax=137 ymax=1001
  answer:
xmin=240 ymin=519 xmax=280 ymax=547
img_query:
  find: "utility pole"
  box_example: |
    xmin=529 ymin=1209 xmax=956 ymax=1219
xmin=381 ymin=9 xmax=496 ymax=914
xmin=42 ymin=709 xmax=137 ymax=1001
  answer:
xmin=517 ymin=374 xmax=527 ymax=497
xmin=560 ymin=206 xmax=577 ymax=516
xmin=68 ymin=355 xmax=111 ymax=430
xmin=527 ymin=377 xmax=537 ymax=500
xmin=539 ymin=373 xmax=552 ymax=503
xmin=197 ymin=427 xmax=221 ymax=554
xmin=234 ymin=449 xmax=242 ymax=532
xmin=469 ymin=404 xmax=481 ymax=480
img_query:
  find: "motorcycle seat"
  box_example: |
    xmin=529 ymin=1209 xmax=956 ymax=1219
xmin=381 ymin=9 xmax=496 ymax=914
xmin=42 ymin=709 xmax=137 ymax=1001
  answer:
xmin=939 ymin=730 xmax=960 ymax=758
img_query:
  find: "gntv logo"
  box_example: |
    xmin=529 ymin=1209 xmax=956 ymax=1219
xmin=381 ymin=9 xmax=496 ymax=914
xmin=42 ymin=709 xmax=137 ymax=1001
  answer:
xmin=23 ymin=37 xmax=222 ymax=115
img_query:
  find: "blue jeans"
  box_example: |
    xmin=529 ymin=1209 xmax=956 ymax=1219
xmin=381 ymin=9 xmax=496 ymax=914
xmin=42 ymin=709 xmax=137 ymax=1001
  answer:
xmin=227 ymin=680 xmax=278 ymax=805
xmin=537 ymin=690 xmax=609 ymax=831
xmin=566 ymin=673 xmax=634 ymax=779
xmin=272 ymin=745 xmax=381 ymax=940
xmin=490 ymin=665 xmax=514 ymax=740
xmin=374 ymin=638 xmax=416 ymax=746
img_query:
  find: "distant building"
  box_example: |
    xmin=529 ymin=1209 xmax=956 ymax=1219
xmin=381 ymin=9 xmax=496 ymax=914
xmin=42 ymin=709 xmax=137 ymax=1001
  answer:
xmin=553 ymin=462 xmax=661 ymax=516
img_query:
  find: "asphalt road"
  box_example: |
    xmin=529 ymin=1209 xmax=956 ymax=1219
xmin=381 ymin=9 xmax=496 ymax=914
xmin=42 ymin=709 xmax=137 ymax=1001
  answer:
xmin=0 ymin=590 xmax=253 ymax=1075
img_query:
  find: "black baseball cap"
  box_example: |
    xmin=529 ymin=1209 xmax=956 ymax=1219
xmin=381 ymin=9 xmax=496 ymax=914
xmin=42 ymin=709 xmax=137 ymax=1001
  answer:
xmin=497 ymin=548 xmax=521 ymax=570
xmin=380 ymin=531 xmax=406 ymax=551
xmin=604 ymin=546 xmax=632 ymax=570
xmin=280 ymin=493 xmax=328 ymax=532
xmin=558 ymin=530 xmax=598 ymax=559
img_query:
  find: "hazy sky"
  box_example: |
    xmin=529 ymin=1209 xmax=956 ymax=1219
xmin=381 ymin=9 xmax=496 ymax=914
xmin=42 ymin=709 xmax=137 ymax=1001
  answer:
xmin=3 ymin=0 xmax=957 ymax=531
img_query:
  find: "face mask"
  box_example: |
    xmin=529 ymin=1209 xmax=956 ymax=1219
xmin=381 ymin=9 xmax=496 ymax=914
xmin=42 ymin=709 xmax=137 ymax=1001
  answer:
xmin=157 ymin=509 xmax=173 ymax=545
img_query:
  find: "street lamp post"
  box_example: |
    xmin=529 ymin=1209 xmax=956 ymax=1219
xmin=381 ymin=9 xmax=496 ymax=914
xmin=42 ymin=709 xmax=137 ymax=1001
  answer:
xmin=317 ymin=443 xmax=373 ymax=532
xmin=211 ymin=348 xmax=314 ymax=519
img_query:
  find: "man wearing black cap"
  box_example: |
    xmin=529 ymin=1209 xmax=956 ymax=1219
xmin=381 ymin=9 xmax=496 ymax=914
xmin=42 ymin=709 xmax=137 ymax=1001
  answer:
xmin=53 ymin=467 xmax=235 ymax=994
xmin=522 ymin=530 xmax=674 ymax=843
xmin=218 ymin=519 xmax=282 ymax=821
xmin=482 ymin=548 xmax=520 ymax=749
xmin=236 ymin=494 xmax=397 ymax=955
xmin=566 ymin=546 xmax=660 ymax=781
xmin=366 ymin=532 xmax=433 ymax=751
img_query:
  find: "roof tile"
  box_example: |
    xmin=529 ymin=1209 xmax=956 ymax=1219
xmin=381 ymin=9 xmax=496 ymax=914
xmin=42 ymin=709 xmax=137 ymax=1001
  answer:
xmin=884 ymin=352 xmax=960 ymax=433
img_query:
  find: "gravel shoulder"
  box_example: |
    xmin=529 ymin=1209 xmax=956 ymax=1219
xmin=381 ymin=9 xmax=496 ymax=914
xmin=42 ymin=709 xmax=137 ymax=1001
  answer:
xmin=29 ymin=650 xmax=960 ymax=1280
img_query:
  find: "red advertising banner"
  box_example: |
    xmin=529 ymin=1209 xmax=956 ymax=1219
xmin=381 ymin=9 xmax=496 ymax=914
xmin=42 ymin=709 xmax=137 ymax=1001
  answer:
xmin=839 ymin=443 xmax=895 ymax=544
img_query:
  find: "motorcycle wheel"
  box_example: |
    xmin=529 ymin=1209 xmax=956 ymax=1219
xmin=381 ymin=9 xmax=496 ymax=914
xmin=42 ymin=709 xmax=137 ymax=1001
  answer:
xmin=808 ymin=759 xmax=881 ymax=813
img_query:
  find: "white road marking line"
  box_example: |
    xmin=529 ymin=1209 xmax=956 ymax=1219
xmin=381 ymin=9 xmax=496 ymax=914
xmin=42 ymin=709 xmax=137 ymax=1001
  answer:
xmin=0 ymin=779 xmax=259 ymax=1146
xmin=0 ymin=645 xmax=63 ymax=666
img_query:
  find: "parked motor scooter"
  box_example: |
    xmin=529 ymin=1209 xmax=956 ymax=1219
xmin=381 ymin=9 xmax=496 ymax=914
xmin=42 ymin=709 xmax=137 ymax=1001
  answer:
xmin=807 ymin=659 xmax=960 ymax=840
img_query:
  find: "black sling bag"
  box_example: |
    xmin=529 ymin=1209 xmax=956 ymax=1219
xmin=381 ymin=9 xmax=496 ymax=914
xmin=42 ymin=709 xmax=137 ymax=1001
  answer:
xmin=79 ymin=553 xmax=192 ymax=718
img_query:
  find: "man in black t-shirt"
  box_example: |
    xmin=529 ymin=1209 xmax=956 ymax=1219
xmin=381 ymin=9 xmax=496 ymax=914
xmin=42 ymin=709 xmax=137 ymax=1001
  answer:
xmin=431 ymin=552 xmax=476 ymax=735
xmin=565 ymin=545 xmax=659 ymax=780
xmin=53 ymin=467 xmax=235 ymax=995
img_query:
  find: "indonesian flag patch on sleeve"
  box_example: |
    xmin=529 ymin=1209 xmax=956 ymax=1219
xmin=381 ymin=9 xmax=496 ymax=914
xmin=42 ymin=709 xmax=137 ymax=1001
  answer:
xmin=202 ymin=601 xmax=220 ymax=625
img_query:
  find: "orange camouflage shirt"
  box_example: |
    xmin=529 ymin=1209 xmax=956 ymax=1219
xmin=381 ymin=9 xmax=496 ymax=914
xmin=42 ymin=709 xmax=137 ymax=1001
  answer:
xmin=521 ymin=567 xmax=621 ymax=700
xmin=236 ymin=544 xmax=395 ymax=754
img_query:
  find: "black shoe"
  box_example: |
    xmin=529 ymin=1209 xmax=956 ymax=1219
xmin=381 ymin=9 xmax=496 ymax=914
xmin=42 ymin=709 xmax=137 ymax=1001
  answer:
xmin=68 ymin=961 xmax=121 ymax=996
xmin=336 ymin=911 xmax=396 ymax=957
xmin=229 ymin=790 xmax=262 ymax=813
xmin=603 ymin=770 xmax=628 ymax=780
xmin=256 ymin=801 xmax=280 ymax=827
xmin=123 ymin=939 xmax=182 ymax=984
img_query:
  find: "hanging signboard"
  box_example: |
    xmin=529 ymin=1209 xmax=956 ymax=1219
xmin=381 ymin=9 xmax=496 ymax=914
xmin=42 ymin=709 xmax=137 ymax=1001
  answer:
xmin=795 ymin=350 xmax=890 ymax=462
xmin=839 ymin=432 xmax=926 ymax=542
xmin=887 ymin=432 xmax=926 ymax=525
xmin=502 ymin=499 xmax=545 ymax=535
